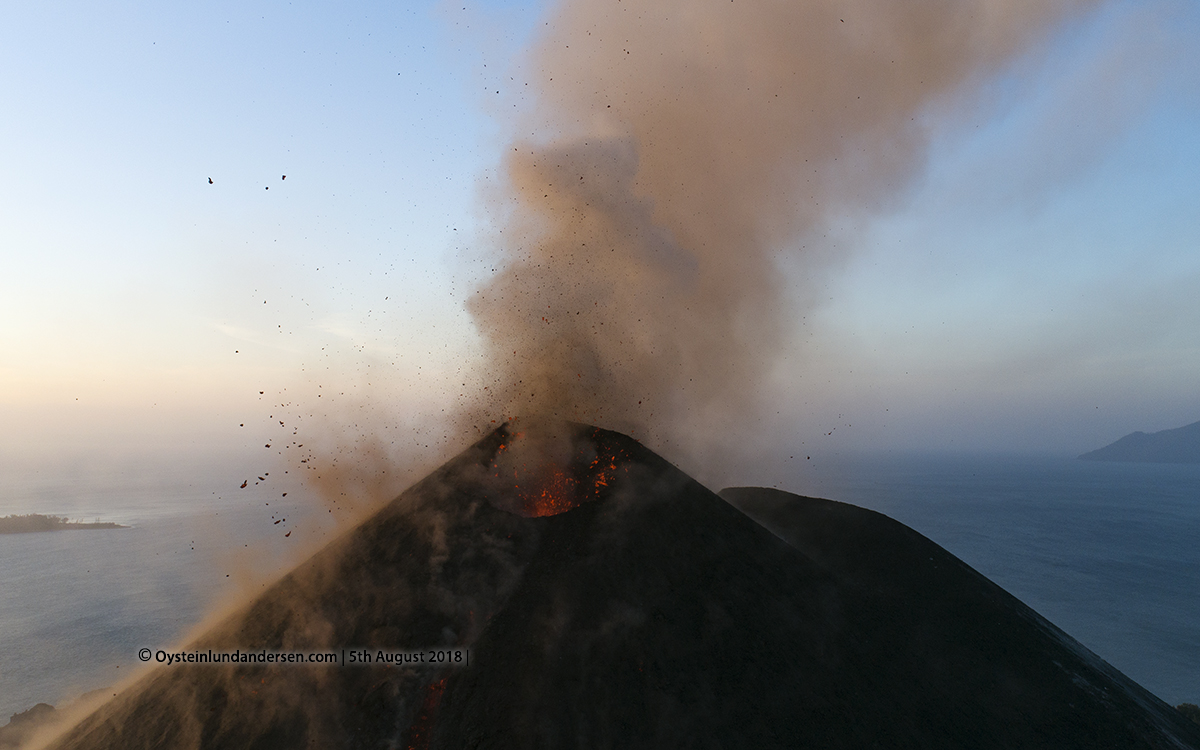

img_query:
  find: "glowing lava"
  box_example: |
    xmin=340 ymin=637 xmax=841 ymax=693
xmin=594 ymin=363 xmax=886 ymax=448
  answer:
xmin=486 ymin=424 xmax=632 ymax=518
xmin=520 ymin=468 xmax=578 ymax=517
xmin=404 ymin=677 xmax=447 ymax=750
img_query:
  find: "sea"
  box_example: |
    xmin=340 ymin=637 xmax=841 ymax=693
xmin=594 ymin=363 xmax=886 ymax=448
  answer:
xmin=1 ymin=451 xmax=1197 ymax=721
xmin=0 ymin=453 xmax=327 ymax=722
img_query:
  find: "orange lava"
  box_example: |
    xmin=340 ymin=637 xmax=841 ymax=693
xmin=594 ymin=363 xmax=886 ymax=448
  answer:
xmin=520 ymin=469 xmax=578 ymax=517
xmin=405 ymin=677 xmax=448 ymax=750
xmin=488 ymin=426 xmax=631 ymax=518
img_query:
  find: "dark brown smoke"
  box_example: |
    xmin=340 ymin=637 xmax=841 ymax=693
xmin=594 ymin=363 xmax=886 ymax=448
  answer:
xmin=467 ymin=0 xmax=1096 ymax=479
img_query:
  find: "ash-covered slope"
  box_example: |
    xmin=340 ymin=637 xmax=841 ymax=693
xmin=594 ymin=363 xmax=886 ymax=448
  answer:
xmin=44 ymin=424 xmax=547 ymax=750
xmin=46 ymin=425 xmax=1200 ymax=750
xmin=720 ymin=487 xmax=1200 ymax=750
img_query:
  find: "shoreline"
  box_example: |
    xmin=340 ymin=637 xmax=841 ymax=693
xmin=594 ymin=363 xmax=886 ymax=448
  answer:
xmin=0 ymin=514 xmax=128 ymax=535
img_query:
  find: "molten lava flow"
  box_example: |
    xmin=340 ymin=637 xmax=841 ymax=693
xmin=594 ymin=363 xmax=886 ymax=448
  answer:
xmin=486 ymin=425 xmax=633 ymax=518
xmin=404 ymin=677 xmax=448 ymax=750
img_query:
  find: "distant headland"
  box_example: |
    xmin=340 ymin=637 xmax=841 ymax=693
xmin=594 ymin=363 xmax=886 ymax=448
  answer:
xmin=0 ymin=514 xmax=127 ymax=534
xmin=1079 ymin=420 xmax=1200 ymax=464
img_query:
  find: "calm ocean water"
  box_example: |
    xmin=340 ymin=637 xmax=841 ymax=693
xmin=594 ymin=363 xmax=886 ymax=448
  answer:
xmin=1 ymin=452 xmax=1197 ymax=720
xmin=0 ymin=458 xmax=322 ymax=721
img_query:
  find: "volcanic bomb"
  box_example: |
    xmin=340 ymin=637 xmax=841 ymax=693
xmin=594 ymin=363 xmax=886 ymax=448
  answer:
xmin=39 ymin=423 xmax=1200 ymax=750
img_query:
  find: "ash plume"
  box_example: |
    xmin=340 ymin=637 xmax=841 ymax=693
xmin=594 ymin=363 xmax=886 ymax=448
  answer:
xmin=467 ymin=0 xmax=1096 ymax=477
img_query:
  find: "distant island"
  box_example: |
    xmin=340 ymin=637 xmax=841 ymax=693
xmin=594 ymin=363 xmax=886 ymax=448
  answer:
xmin=0 ymin=514 xmax=127 ymax=534
xmin=1079 ymin=420 xmax=1200 ymax=464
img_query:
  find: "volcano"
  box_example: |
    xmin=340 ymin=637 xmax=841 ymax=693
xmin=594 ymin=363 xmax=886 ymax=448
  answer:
xmin=43 ymin=423 xmax=1200 ymax=749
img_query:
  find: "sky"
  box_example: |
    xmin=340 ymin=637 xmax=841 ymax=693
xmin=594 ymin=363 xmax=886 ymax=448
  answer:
xmin=2 ymin=0 xmax=1198 ymax=484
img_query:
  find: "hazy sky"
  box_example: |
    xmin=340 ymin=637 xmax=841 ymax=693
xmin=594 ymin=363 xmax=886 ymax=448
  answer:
xmin=2 ymin=0 xmax=1198 ymax=474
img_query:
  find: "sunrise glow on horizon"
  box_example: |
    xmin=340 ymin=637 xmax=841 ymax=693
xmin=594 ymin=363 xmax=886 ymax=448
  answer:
xmin=2 ymin=0 xmax=1198 ymax=468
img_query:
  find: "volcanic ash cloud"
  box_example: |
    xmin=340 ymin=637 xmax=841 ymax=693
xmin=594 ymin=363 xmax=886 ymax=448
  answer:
xmin=467 ymin=0 xmax=1097 ymax=474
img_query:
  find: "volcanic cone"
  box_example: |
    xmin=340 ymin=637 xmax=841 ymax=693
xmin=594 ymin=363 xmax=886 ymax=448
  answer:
xmin=43 ymin=423 xmax=1200 ymax=749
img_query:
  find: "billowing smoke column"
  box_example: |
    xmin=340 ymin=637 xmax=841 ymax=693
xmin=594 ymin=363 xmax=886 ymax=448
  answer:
xmin=468 ymin=0 xmax=1094 ymax=475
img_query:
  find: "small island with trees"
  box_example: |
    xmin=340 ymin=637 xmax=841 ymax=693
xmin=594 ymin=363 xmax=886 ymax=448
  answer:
xmin=0 ymin=514 xmax=127 ymax=534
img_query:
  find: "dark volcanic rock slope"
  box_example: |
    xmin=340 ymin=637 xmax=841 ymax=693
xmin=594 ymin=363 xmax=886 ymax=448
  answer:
xmin=46 ymin=426 xmax=1200 ymax=750
xmin=46 ymin=426 xmax=542 ymax=750
xmin=720 ymin=487 xmax=1200 ymax=750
